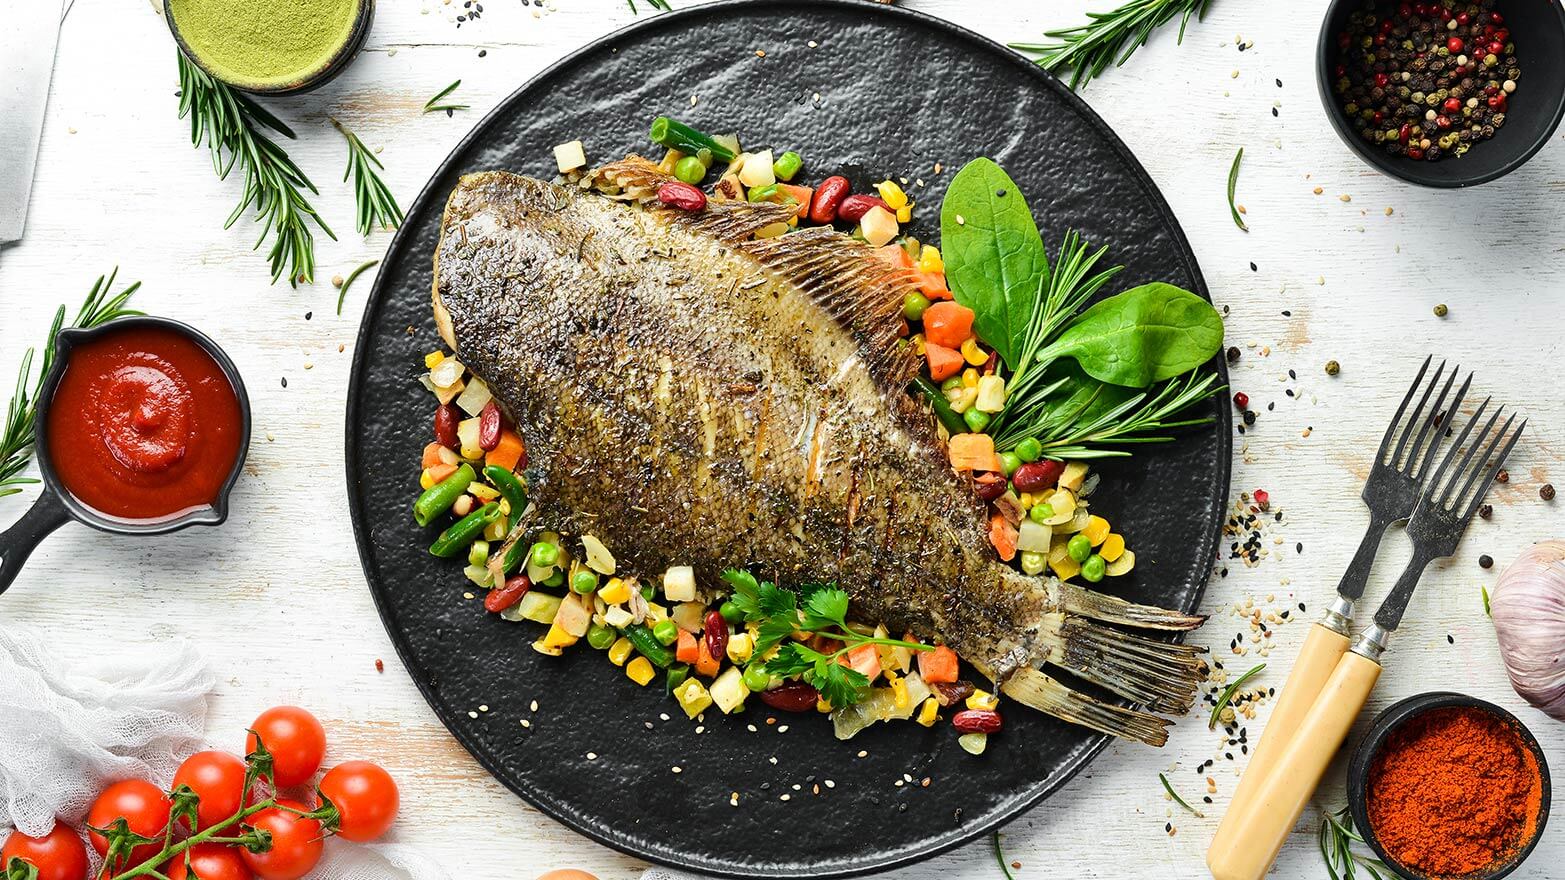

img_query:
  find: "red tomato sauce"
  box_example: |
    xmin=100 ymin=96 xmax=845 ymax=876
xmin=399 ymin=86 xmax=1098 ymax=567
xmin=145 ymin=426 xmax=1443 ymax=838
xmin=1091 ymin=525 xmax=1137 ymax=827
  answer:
xmin=46 ymin=325 xmax=243 ymax=520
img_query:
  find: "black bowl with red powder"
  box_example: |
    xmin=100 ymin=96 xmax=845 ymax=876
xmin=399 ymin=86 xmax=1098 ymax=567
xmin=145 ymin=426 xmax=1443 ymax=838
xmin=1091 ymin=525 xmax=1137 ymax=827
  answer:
xmin=1349 ymin=692 xmax=1550 ymax=880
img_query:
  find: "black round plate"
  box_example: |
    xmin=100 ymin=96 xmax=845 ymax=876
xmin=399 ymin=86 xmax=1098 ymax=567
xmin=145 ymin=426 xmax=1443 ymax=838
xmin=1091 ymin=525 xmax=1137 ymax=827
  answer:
xmin=344 ymin=2 xmax=1230 ymax=876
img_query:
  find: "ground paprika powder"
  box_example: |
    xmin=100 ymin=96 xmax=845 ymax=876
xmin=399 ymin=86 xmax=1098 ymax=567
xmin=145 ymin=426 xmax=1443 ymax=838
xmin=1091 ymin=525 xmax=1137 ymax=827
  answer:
xmin=1366 ymin=706 xmax=1543 ymax=877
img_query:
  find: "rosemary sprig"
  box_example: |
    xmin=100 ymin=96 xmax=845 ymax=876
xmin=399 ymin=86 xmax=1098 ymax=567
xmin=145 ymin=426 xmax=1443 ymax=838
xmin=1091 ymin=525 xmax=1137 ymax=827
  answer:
xmin=176 ymin=52 xmax=335 ymax=286
xmin=627 ymin=0 xmax=672 ymax=12
xmin=1 ymin=270 xmax=142 ymax=500
xmin=1208 ymin=662 xmax=1264 ymax=730
xmin=1228 ymin=147 xmax=1248 ymax=231
xmin=423 ymin=80 xmax=470 ymax=114
xmin=1159 ymin=772 xmax=1204 ymax=817
xmin=1011 ymin=0 xmax=1213 ymax=91
xmin=337 ymin=259 xmax=381 ymax=316
xmin=992 ymin=831 xmax=1017 ymax=880
xmin=1320 ymin=806 xmax=1391 ymax=880
xmin=332 ymin=118 xmax=404 ymax=236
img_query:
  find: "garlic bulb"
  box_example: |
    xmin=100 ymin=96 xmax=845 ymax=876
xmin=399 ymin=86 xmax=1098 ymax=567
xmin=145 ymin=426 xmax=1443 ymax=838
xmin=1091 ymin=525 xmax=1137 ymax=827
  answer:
xmin=1491 ymin=540 xmax=1565 ymax=720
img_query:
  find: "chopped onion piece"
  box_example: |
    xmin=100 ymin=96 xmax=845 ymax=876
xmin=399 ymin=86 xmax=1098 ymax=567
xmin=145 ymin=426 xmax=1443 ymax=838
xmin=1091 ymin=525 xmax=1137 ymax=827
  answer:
xmin=431 ymin=358 xmax=465 ymax=389
xmin=554 ymin=140 xmax=587 ymax=173
xmin=739 ymin=149 xmax=775 ymax=187
xmin=455 ymin=376 xmax=493 ymax=416
xmin=580 ymin=534 xmax=616 ymax=574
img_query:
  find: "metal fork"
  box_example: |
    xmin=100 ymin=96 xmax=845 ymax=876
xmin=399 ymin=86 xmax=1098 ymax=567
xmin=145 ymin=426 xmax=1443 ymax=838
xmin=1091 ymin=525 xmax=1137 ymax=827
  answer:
xmin=1208 ymin=399 xmax=1524 ymax=880
xmin=1208 ymin=358 xmax=1466 ymax=863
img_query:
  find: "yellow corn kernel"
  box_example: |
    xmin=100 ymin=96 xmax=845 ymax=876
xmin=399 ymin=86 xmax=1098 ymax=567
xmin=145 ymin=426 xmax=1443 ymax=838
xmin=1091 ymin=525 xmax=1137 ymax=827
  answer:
xmin=1018 ymin=492 xmax=1036 ymax=510
xmin=962 ymin=368 xmax=980 ymax=388
xmin=875 ymin=180 xmax=909 ymax=210
xmin=1050 ymin=554 xmax=1081 ymax=581
xmin=816 ymin=697 xmax=833 ymax=713
xmin=916 ymin=696 xmax=940 ymax=727
xmin=1099 ymin=533 xmax=1126 ymax=563
xmin=599 ymin=578 xmax=630 ymax=605
xmin=961 ymin=338 xmax=987 ymax=366
xmin=918 ymin=244 xmax=945 ymax=274
xmin=896 ymin=205 xmax=912 ymax=224
xmin=542 ymin=622 xmax=578 ymax=649
xmin=890 ymin=673 xmax=910 ymax=710
xmin=468 ymin=483 xmax=500 ymax=501
xmin=909 ymin=333 xmax=927 ymax=356
xmin=966 ymin=689 xmax=1000 ymax=711
xmin=626 ymin=656 xmax=656 ymax=686
xmin=608 ymin=637 xmax=634 ymax=666
xmin=424 ymin=350 xmax=446 ymax=369
xmin=419 ymin=469 xmax=437 ymax=490
xmin=726 ymin=631 xmax=754 ymax=664
xmin=1083 ymin=515 xmax=1111 ymax=546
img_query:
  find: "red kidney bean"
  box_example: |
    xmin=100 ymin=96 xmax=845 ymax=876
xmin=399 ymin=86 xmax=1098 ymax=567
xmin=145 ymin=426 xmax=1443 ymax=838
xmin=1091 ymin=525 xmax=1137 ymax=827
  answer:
xmin=478 ymin=401 xmax=503 ymax=451
xmin=974 ymin=472 xmax=1007 ymax=502
xmin=952 ymin=709 xmax=1003 ymax=734
xmin=703 ymin=610 xmax=728 ymax=662
xmin=757 ymin=681 xmax=821 ymax=712
xmin=982 ymin=351 xmax=1000 ymax=375
xmin=835 ymin=193 xmax=891 ymax=224
xmin=434 ymin=404 xmax=460 ymax=449
xmin=929 ymin=680 xmax=976 ymax=707
xmin=484 ymin=575 xmax=530 ymax=613
xmin=657 ymin=181 xmax=707 ymax=211
xmin=809 ymin=176 xmax=850 ymax=224
xmin=1011 ymin=460 xmax=1064 ymax=493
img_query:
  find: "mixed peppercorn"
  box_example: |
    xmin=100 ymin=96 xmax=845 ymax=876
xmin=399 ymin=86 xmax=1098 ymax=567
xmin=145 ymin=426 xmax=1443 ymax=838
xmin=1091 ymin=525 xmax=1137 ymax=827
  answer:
xmin=1333 ymin=1 xmax=1518 ymax=162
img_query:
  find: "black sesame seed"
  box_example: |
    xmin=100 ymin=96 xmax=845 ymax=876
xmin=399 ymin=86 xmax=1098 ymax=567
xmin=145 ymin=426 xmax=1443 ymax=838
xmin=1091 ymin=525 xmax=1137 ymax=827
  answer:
xmin=1271 ymin=107 xmax=1279 ymax=117
xmin=1447 ymin=634 xmax=1455 ymax=644
xmin=280 ymin=377 xmax=288 ymax=388
xmin=304 ymin=311 xmax=312 ymax=320
xmin=1249 ymin=262 xmax=1258 ymax=272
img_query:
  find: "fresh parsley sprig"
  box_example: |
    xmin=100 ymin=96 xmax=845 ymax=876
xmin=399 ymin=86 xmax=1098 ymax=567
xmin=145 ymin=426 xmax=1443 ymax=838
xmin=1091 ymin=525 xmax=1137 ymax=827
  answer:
xmin=1 ymin=270 xmax=142 ymax=500
xmin=1011 ymin=0 xmax=1214 ymax=91
xmin=332 ymin=118 xmax=404 ymax=236
xmin=720 ymin=569 xmax=930 ymax=708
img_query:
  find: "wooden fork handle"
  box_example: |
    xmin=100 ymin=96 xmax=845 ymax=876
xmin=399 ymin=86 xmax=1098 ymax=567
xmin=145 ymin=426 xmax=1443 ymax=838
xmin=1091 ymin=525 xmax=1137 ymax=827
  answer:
xmin=1206 ymin=651 xmax=1382 ymax=880
xmin=1206 ymin=622 xmax=1350 ymax=862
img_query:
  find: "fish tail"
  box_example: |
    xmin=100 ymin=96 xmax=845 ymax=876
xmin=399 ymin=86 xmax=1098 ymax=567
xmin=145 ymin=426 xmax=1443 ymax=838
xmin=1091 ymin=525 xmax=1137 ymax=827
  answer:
xmin=1056 ymin=581 xmax=1206 ymax=631
xmin=1000 ymin=668 xmax=1171 ymax=747
xmin=1050 ymin=617 xmax=1207 ymax=714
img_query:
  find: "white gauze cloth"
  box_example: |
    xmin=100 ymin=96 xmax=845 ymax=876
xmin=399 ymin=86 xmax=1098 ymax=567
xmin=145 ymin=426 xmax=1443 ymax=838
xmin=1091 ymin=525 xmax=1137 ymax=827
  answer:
xmin=0 ymin=625 xmax=449 ymax=880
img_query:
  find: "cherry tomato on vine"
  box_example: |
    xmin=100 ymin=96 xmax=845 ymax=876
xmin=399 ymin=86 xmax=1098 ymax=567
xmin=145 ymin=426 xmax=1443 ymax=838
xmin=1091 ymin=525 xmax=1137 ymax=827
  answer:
xmin=171 ymin=751 xmax=247 ymax=831
xmin=86 ymin=780 xmax=172 ymax=873
xmin=165 ymin=843 xmax=253 ymax=880
xmin=317 ymin=761 xmax=399 ymax=842
xmin=239 ymin=800 xmax=322 ymax=880
xmin=1 ymin=822 xmax=90 ymax=880
xmin=245 ymin=707 xmax=326 ymax=788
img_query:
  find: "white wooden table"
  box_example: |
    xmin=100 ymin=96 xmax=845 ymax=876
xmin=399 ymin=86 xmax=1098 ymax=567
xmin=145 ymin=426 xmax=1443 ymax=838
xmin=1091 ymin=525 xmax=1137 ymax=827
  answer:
xmin=3 ymin=0 xmax=1562 ymax=876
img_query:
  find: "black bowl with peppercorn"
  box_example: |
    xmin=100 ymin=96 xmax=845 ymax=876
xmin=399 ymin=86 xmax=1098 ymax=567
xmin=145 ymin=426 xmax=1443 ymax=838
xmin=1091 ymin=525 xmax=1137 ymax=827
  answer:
xmin=1317 ymin=0 xmax=1565 ymax=187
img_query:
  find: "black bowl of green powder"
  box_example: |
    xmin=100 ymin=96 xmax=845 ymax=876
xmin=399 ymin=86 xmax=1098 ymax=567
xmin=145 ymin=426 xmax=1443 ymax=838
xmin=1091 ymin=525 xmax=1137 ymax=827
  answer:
xmin=166 ymin=0 xmax=375 ymax=95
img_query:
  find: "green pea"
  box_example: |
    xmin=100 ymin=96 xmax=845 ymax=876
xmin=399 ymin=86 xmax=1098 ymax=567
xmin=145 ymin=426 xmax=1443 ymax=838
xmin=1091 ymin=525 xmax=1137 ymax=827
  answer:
xmin=747 ymin=184 xmax=779 ymax=203
xmin=772 ymin=150 xmax=803 ymax=182
xmin=674 ymin=155 xmax=707 ymax=184
xmin=1029 ymin=502 xmax=1054 ymax=525
xmin=1081 ymin=554 xmax=1107 ymax=583
xmin=940 ymin=375 xmax=962 ymax=393
xmin=963 ymin=408 xmax=992 ymax=432
xmin=743 ymin=665 xmax=771 ymax=692
xmin=529 ymin=541 xmax=559 ymax=568
xmin=467 ymin=539 xmax=490 ymax=568
xmin=1015 ymin=437 xmax=1043 ymax=463
xmin=903 ymin=291 xmax=931 ymax=321
xmin=640 ymin=583 xmax=656 ymax=601
xmin=586 ymin=623 xmax=616 ymax=650
xmin=653 ymin=618 xmax=680 ymax=646
xmin=571 ymin=569 xmax=600 ymax=595
xmin=720 ymin=600 xmax=745 ymax=626
xmin=998 ymin=451 xmax=1022 ymax=477
xmin=543 ymin=570 xmax=566 ymax=588
xmin=1067 ymin=533 xmax=1092 ymax=563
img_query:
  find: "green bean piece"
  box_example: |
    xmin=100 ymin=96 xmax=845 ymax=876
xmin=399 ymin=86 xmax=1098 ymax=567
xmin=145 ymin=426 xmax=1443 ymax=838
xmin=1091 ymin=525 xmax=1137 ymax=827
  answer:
xmin=467 ymin=539 xmax=490 ymax=568
xmin=543 ymin=570 xmax=566 ymax=589
xmin=674 ymin=155 xmax=707 ymax=184
xmin=772 ymin=150 xmax=803 ymax=182
xmin=503 ymin=538 xmax=528 ymax=574
xmin=747 ymin=184 xmax=779 ymax=203
xmin=413 ymin=463 xmax=476 ymax=527
xmin=648 ymin=117 xmax=736 ymax=163
xmin=625 ymin=624 xmax=675 ymax=667
xmin=482 ymin=465 xmax=528 ymax=516
xmin=429 ymin=503 xmax=501 ymax=557
xmin=665 ymin=664 xmax=691 ymax=694
xmin=963 ymin=407 xmax=992 ymax=432
xmin=913 ymin=376 xmax=968 ymax=436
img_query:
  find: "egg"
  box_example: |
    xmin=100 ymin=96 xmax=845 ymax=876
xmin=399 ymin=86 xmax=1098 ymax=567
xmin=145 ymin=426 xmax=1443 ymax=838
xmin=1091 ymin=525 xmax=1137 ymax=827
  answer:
xmin=537 ymin=871 xmax=599 ymax=880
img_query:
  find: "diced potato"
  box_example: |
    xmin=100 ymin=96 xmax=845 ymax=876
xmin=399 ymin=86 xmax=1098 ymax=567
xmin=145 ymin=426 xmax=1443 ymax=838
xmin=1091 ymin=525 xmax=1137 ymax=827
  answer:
xmin=580 ymin=534 xmax=616 ymax=574
xmin=738 ymin=149 xmax=775 ymax=187
xmin=1099 ymin=533 xmax=1126 ymax=563
xmin=625 ymin=656 xmax=656 ymax=686
xmin=1059 ymin=461 xmax=1090 ymax=492
xmin=710 ymin=666 xmax=750 ymax=714
xmin=430 ymin=358 xmax=465 ymax=389
xmin=974 ymin=375 xmax=1006 ymax=412
xmin=1064 ymin=505 xmax=1092 ymax=534
xmin=1083 ymin=515 xmax=1110 ymax=546
xmin=457 ymin=418 xmax=483 ymax=460
xmin=672 ymin=601 xmax=706 ymax=633
xmin=859 ymin=206 xmax=899 ymax=248
xmin=455 ymin=377 xmax=492 ymax=416
xmin=514 ymin=591 xmax=561 ymax=624
xmin=553 ymin=593 xmax=591 ymax=638
xmin=603 ymin=605 xmax=634 ymax=629
xmin=674 ymin=678 xmax=713 ymax=719
xmin=553 ymin=140 xmax=587 ymax=173
xmin=608 ymin=637 xmax=634 ymax=666
xmin=1105 ymin=549 xmax=1136 ymax=577
xmin=1042 ymin=489 xmax=1077 ymax=525
xmin=1017 ymin=519 xmax=1052 ymax=554
xmin=663 ymin=565 xmax=697 ymax=602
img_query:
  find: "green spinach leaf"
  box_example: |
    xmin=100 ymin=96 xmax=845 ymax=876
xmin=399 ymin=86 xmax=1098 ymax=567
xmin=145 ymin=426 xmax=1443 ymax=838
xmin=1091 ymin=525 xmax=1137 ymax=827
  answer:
xmin=940 ymin=158 xmax=1049 ymax=369
xmin=1037 ymin=282 xmax=1223 ymax=387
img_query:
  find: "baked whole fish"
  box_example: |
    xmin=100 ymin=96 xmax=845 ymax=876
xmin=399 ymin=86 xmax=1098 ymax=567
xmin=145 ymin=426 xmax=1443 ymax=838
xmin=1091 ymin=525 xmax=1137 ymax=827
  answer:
xmin=433 ymin=158 xmax=1207 ymax=745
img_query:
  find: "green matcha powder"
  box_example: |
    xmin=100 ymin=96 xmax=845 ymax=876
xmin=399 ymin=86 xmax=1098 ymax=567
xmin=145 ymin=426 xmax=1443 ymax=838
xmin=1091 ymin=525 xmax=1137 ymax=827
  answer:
xmin=170 ymin=0 xmax=358 ymax=88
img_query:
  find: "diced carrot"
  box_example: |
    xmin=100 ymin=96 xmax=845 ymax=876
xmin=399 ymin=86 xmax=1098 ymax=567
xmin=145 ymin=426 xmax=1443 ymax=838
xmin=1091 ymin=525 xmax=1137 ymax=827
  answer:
xmin=421 ymin=442 xmax=445 ymax=469
xmin=695 ymin=639 xmax=722 ymax=678
xmin=779 ymin=184 xmax=813 ymax=218
xmin=875 ymin=244 xmax=914 ymax=270
xmin=948 ymin=433 xmax=1002 ymax=472
xmin=485 ymin=428 xmax=526 ymax=471
xmin=426 ymin=462 xmax=458 ymax=484
xmin=923 ymin=301 xmax=975 ymax=349
xmin=917 ymin=271 xmax=952 ymax=300
xmin=989 ymin=512 xmax=1018 ymax=562
xmin=925 ymin=342 xmax=964 ymax=382
xmin=676 ymin=629 xmax=699 ymax=664
xmin=917 ymin=645 xmax=960 ymax=684
xmin=838 ymin=643 xmax=882 ymax=684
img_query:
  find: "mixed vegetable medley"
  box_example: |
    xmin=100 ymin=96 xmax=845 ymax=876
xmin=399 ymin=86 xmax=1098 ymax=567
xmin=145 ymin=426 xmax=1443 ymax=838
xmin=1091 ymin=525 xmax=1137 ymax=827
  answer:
xmin=411 ymin=117 xmax=1223 ymax=751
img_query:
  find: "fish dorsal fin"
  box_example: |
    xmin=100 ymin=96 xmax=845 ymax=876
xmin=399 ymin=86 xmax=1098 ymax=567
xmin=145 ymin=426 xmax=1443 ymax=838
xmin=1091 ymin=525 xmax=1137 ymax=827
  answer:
xmin=593 ymin=156 xmax=921 ymax=390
